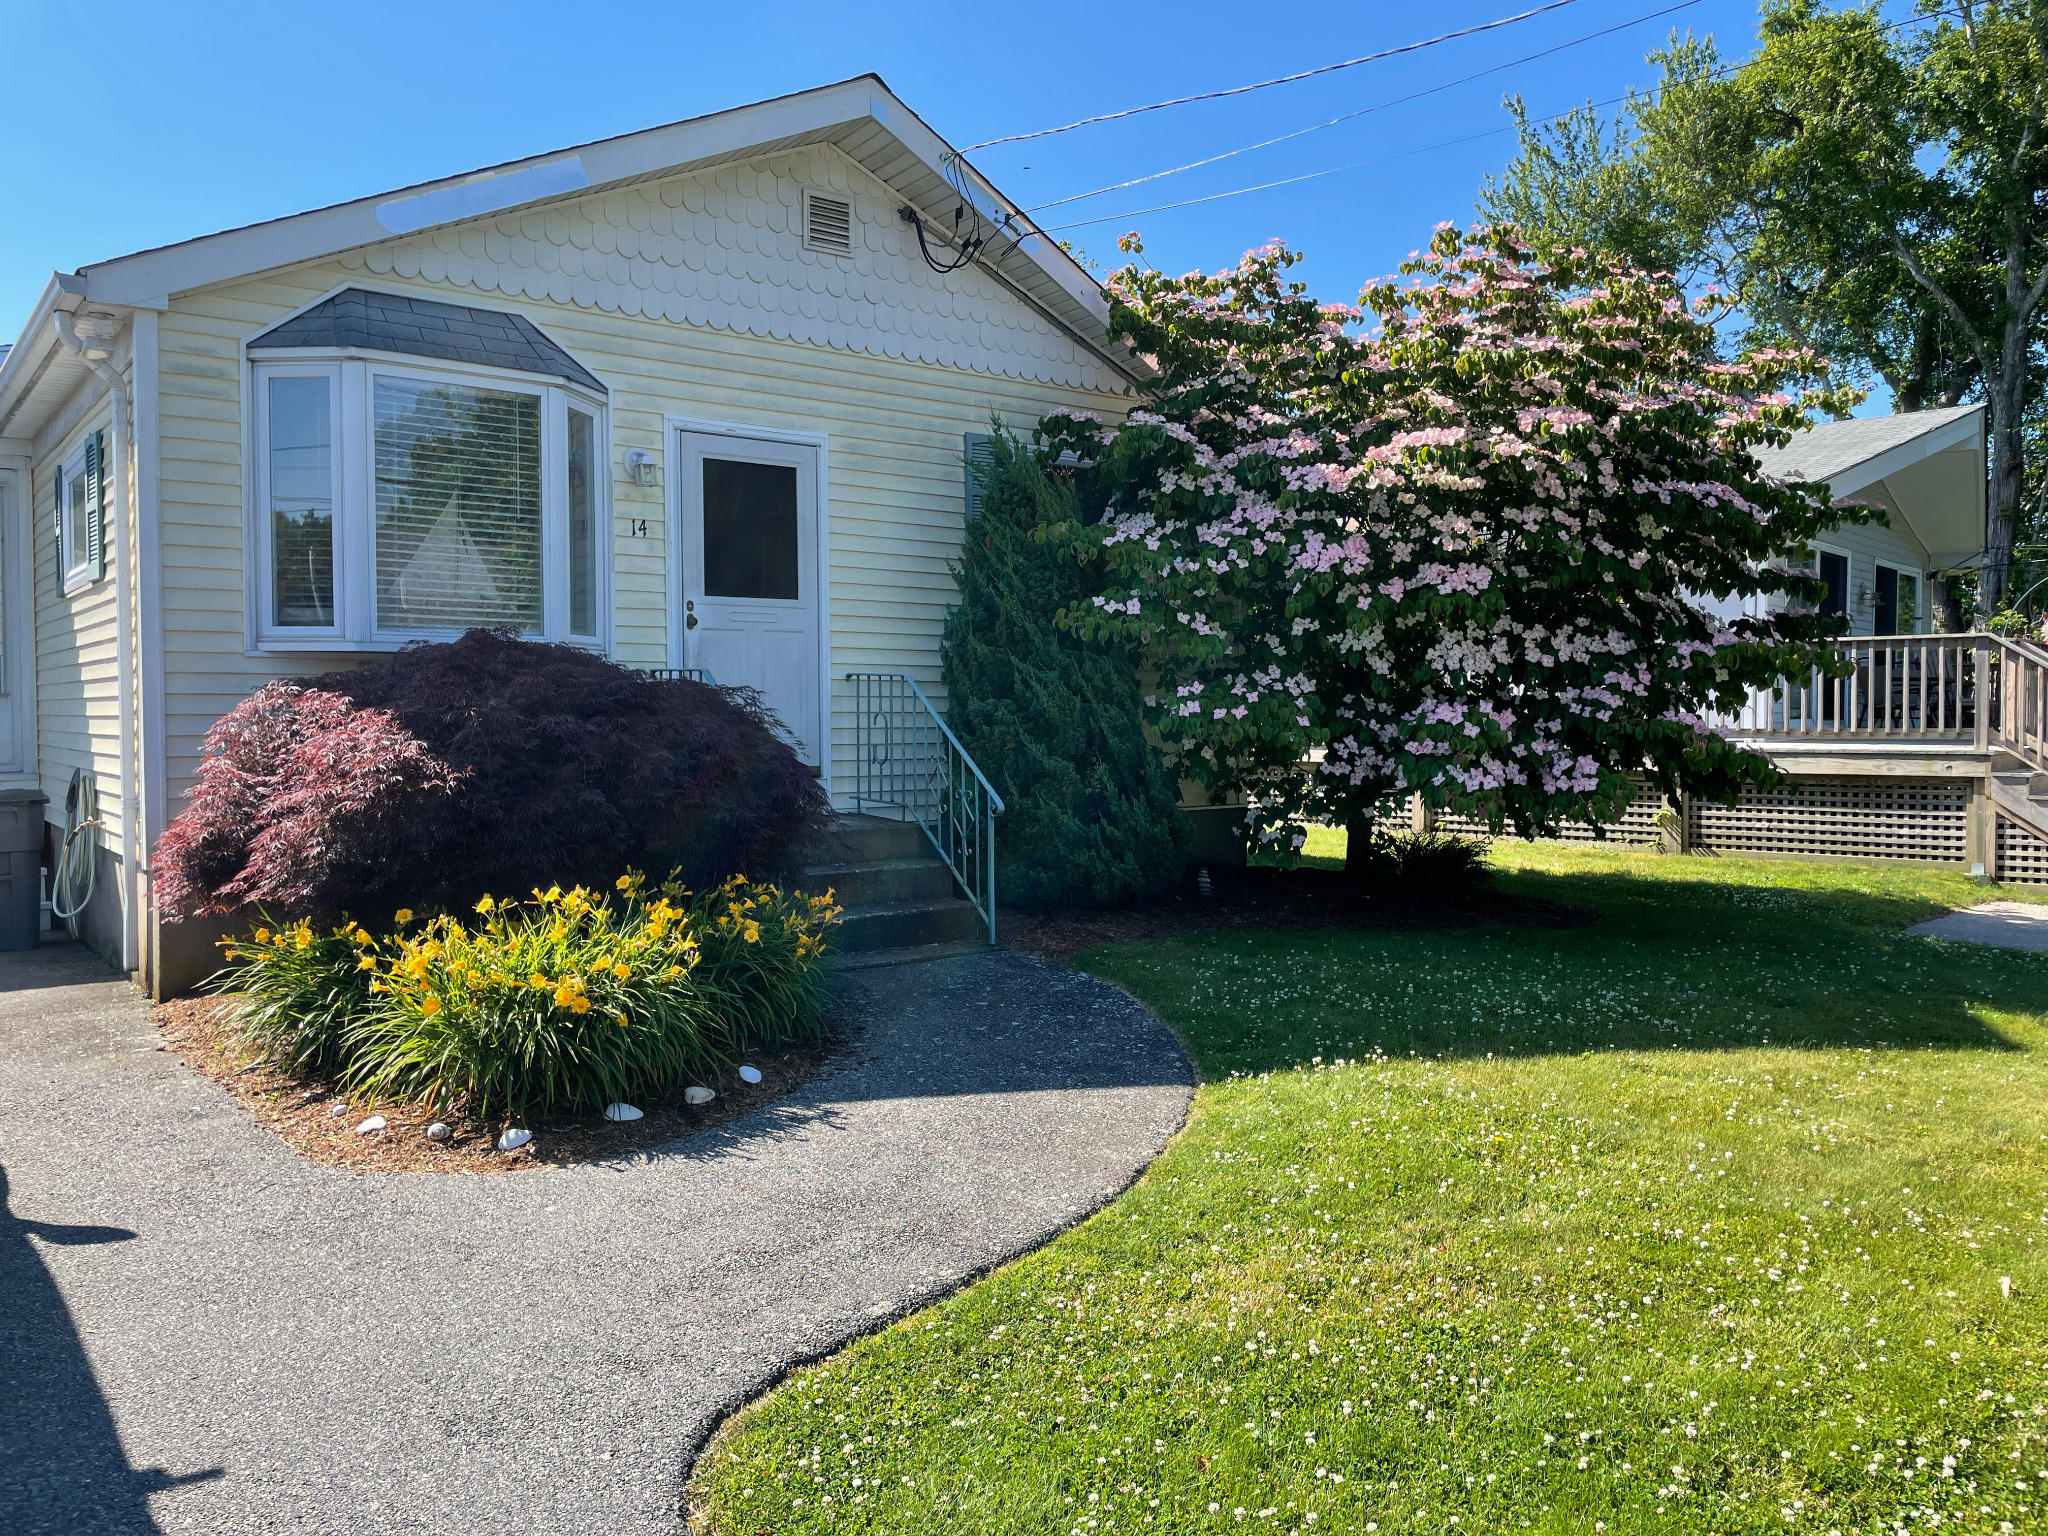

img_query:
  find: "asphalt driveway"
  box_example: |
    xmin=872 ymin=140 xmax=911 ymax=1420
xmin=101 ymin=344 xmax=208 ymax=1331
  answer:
xmin=0 ymin=942 xmax=1192 ymax=1535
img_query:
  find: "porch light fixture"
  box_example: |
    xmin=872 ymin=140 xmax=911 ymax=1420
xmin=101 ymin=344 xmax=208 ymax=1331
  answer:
xmin=623 ymin=448 xmax=660 ymax=488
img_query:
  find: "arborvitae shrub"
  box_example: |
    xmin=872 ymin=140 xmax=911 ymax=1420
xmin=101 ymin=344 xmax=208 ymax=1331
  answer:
xmin=942 ymin=431 xmax=1190 ymax=907
xmin=157 ymin=630 xmax=828 ymax=921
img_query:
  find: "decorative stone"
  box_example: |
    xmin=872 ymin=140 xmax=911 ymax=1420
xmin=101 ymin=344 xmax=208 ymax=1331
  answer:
xmin=497 ymin=1127 xmax=533 ymax=1152
xmin=683 ymin=1085 xmax=716 ymax=1106
xmin=737 ymin=1065 xmax=763 ymax=1085
xmin=354 ymin=1116 xmax=387 ymax=1135
xmin=328 ymin=1101 xmax=349 ymax=1117
xmin=603 ymin=1103 xmax=643 ymax=1122
xmin=425 ymin=1121 xmax=452 ymax=1142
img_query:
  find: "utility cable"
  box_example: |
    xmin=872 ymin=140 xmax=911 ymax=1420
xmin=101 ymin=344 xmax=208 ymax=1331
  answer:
xmin=1027 ymin=0 xmax=1704 ymax=215
xmin=1035 ymin=3 xmax=1968 ymax=234
xmin=965 ymin=0 xmax=1587 ymax=150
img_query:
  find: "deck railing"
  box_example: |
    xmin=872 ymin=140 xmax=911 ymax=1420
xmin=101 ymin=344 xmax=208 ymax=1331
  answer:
xmin=1720 ymin=632 xmax=2048 ymax=773
xmin=846 ymin=671 xmax=1004 ymax=944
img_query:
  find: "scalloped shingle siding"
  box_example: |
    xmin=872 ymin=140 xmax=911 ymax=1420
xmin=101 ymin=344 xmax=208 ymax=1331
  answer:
xmin=336 ymin=147 xmax=1104 ymax=391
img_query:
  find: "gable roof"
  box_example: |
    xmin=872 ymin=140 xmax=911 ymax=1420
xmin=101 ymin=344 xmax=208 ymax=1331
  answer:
xmin=248 ymin=288 xmax=606 ymax=392
xmin=1755 ymin=404 xmax=1987 ymax=568
xmin=0 ymin=76 xmax=1135 ymax=444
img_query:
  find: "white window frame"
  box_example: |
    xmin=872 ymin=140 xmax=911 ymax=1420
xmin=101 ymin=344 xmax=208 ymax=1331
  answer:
xmin=57 ymin=445 xmax=95 ymax=596
xmin=248 ymin=348 xmax=610 ymax=653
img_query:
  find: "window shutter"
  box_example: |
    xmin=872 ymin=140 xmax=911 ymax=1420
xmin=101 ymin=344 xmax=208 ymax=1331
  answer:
xmin=963 ymin=432 xmax=995 ymax=523
xmin=85 ymin=430 xmax=105 ymax=582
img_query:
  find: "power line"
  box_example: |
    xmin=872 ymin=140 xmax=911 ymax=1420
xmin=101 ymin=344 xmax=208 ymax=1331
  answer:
xmin=965 ymin=0 xmax=1587 ymax=151
xmin=1035 ymin=3 xmax=1965 ymax=235
xmin=1027 ymin=0 xmax=1705 ymax=215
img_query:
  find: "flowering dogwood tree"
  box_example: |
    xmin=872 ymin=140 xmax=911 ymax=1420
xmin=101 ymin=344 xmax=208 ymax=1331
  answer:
xmin=1040 ymin=224 xmax=1864 ymax=858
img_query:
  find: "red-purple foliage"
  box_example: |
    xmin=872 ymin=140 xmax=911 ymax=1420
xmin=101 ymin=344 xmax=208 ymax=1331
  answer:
xmin=155 ymin=686 xmax=465 ymax=920
xmin=155 ymin=631 xmax=830 ymax=922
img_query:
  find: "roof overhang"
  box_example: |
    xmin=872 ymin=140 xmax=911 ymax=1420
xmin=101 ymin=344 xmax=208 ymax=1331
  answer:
xmin=28 ymin=76 xmax=1132 ymax=387
xmin=1759 ymin=405 xmax=1988 ymax=570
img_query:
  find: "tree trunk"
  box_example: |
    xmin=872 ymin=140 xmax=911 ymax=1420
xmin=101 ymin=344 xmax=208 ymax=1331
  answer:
xmin=1343 ymin=809 xmax=1376 ymax=880
xmin=1980 ymin=368 xmax=2029 ymax=612
xmin=1928 ymin=574 xmax=1965 ymax=633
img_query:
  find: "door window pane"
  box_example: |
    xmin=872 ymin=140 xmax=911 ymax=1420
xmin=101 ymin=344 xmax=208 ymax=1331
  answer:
xmin=268 ymin=375 xmax=335 ymax=627
xmin=702 ymin=458 xmax=799 ymax=600
xmin=1874 ymin=566 xmax=1899 ymax=635
xmin=373 ymin=376 xmax=542 ymax=631
xmin=1818 ymin=551 xmax=1848 ymax=618
xmin=568 ymin=409 xmax=596 ymax=637
xmin=1896 ymin=572 xmax=1919 ymax=632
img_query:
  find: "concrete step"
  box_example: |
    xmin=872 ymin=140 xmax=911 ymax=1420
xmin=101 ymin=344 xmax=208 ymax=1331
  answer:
xmin=803 ymin=856 xmax=958 ymax=909
xmin=810 ymin=812 xmax=933 ymax=865
xmin=832 ymin=898 xmax=987 ymax=953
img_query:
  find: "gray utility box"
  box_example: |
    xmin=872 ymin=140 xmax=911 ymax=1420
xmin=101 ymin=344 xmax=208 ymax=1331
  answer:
xmin=0 ymin=789 xmax=48 ymax=952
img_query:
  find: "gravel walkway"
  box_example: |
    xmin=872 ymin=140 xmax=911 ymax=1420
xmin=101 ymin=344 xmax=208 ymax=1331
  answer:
xmin=0 ymin=943 xmax=1192 ymax=1536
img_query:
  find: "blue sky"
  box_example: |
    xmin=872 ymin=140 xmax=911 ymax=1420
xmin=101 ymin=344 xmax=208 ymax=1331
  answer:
xmin=1 ymin=0 xmax=1776 ymax=340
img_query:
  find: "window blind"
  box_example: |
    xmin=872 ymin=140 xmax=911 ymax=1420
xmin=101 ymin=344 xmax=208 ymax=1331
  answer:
xmin=373 ymin=377 xmax=542 ymax=632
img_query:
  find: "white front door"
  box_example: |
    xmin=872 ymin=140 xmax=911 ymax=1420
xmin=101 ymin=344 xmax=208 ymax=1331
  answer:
xmin=674 ymin=430 xmax=822 ymax=765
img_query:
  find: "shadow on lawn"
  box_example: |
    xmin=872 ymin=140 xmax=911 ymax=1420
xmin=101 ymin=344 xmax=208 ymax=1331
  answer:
xmin=1077 ymin=859 xmax=2048 ymax=1075
xmin=0 ymin=1166 xmax=222 ymax=1535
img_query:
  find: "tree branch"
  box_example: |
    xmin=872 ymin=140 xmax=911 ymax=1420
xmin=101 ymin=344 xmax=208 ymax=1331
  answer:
xmin=1893 ymin=234 xmax=1994 ymax=375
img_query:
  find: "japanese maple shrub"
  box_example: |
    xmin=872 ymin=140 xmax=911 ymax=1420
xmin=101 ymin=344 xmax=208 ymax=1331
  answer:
xmin=1038 ymin=225 xmax=1865 ymax=863
xmin=155 ymin=630 xmax=829 ymax=923
xmin=942 ymin=430 xmax=1190 ymax=907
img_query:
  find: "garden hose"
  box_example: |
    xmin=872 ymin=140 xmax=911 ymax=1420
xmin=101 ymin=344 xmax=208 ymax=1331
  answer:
xmin=51 ymin=769 xmax=99 ymax=938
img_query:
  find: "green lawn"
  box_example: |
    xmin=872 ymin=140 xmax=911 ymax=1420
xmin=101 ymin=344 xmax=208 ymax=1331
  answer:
xmin=695 ymin=846 xmax=2048 ymax=1535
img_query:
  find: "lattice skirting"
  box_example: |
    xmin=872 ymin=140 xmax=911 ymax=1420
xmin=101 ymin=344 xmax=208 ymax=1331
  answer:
xmin=1688 ymin=777 xmax=1968 ymax=864
xmin=1997 ymin=816 xmax=2048 ymax=884
xmin=1437 ymin=779 xmax=1664 ymax=846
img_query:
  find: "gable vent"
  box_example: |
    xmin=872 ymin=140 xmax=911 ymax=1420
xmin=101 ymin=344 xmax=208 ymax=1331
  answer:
xmin=805 ymin=192 xmax=854 ymax=255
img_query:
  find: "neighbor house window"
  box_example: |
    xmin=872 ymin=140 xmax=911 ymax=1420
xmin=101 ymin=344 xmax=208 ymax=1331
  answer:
xmin=250 ymin=358 xmax=606 ymax=647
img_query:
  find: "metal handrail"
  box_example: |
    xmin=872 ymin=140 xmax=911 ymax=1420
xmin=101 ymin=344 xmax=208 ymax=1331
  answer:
xmin=633 ymin=667 xmax=717 ymax=684
xmin=846 ymin=671 xmax=1005 ymax=944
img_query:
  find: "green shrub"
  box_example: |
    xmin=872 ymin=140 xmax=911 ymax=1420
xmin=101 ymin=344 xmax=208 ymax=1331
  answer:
xmin=220 ymin=916 xmax=375 ymax=1078
xmin=213 ymin=873 xmax=839 ymax=1121
xmin=1363 ymin=827 xmax=1489 ymax=892
xmin=942 ymin=429 xmax=1190 ymax=907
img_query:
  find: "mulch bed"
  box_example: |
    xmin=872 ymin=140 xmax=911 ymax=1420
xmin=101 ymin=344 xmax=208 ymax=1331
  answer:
xmin=997 ymin=861 xmax=1591 ymax=963
xmin=154 ymin=995 xmax=844 ymax=1177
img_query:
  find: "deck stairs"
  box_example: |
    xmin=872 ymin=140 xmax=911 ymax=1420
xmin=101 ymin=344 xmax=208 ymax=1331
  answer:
xmin=1988 ymin=761 xmax=2048 ymax=842
xmin=804 ymin=813 xmax=986 ymax=956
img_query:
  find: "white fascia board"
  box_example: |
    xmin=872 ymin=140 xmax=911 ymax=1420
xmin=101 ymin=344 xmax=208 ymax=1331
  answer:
xmin=0 ymin=275 xmax=68 ymax=425
xmin=1816 ymin=406 xmax=1986 ymax=499
xmin=77 ymin=80 xmax=889 ymax=308
xmin=76 ymin=75 xmax=1115 ymax=339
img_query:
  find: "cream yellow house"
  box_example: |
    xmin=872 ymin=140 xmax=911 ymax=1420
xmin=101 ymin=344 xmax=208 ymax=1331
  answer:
xmin=0 ymin=77 xmax=1138 ymax=992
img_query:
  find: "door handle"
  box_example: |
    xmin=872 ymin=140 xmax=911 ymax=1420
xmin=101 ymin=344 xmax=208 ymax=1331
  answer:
xmin=686 ymin=613 xmax=698 ymax=629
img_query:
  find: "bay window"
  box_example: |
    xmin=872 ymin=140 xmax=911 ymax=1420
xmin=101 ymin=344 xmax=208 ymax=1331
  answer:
xmin=250 ymin=356 xmax=605 ymax=648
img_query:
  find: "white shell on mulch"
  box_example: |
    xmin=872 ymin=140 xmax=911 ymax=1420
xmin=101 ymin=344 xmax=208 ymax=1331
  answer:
xmin=683 ymin=1085 xmax=716 ymax=1106
xmin=497 ymin=1127 xmax=533 ymax=1152
xmin=354 ymin=1115 xmax=387 ymax=1135
xmin=328 ymin=1101 xmax=349 ymax=1117
xmin=425 ymin=1121 xmax=452 ymax=1142
xmin=603 ymin=1103 xmax=643 ymax=1122
xmin=737 ymin=1065 xmax=763 ymax=1085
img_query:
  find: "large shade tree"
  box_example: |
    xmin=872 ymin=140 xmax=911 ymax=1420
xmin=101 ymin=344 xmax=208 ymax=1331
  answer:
xmin=1038 ymin=226 xmax=1860 ymax=868
xmin=1484 ymin=0 xmax=2048 ymax=612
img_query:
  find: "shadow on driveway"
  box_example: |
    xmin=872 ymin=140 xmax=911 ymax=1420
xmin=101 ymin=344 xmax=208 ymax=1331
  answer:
xmin=0 ymin=1165 xmax=221 ymax=1535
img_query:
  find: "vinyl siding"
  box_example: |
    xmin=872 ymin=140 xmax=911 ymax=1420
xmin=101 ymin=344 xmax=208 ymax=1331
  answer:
xmin=31 ymin=370 xmax=128 ymax=861
xmin=152 ymin=151 xmax=1126 ymax=812
xmin=1815 ymin=480 xmax=1936 ymax=635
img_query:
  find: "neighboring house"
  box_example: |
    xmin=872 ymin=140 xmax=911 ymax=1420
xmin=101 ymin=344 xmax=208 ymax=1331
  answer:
xmin=1445 ymin=405 xmax=2048 ymax=877
xmin=0 ymin=77 xmax=1139 ymax=992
